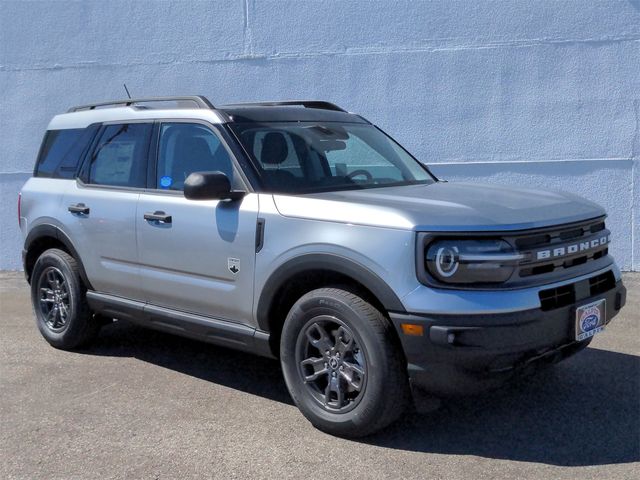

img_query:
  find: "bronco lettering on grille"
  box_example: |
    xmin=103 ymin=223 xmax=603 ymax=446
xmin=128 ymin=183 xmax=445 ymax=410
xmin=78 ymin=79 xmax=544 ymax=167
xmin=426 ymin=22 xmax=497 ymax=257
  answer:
xmin=535 ymin=234 xmax=610 ymax=261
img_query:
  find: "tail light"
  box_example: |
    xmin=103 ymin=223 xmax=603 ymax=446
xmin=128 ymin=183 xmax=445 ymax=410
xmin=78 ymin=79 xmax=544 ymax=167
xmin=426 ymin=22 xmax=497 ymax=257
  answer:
xmin=17 ymin=192 xmax=21 ymax=226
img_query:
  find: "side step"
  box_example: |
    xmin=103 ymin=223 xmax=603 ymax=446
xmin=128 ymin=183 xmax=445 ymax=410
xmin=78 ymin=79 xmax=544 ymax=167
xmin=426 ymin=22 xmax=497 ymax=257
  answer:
xmin=86 ymin=291 xmax=274 ymax=358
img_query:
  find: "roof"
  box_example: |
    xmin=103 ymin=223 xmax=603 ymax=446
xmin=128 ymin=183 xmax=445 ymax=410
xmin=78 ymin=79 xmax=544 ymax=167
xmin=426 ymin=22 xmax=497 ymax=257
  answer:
xmin=219 ymin=105 xmax=368 ymax=124
xmin=47 ymin=96 xmax=369 ymax=130
xmin=47 ymin=107 xmax=226 ymax=130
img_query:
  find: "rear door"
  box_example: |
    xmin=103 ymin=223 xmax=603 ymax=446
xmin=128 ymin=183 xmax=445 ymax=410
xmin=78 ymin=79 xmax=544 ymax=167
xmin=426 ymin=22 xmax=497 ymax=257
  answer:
xmin=62 ymin=122 xmax=152 ymax=299
xmin=136 ymin=121 xmax=259 ymax=324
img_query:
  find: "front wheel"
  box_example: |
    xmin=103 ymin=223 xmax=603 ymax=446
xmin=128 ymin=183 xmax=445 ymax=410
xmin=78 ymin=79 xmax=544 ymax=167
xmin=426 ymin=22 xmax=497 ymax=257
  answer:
xmin=280 ymin=288 xmax=410 ymax=437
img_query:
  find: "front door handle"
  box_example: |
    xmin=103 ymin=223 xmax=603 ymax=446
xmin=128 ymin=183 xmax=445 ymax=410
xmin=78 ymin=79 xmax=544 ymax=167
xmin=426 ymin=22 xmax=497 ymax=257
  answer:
xmin=144 ymin=211 xmax=172 ymax=224
xmin=68 ymin=203 xmax=90 ymax=215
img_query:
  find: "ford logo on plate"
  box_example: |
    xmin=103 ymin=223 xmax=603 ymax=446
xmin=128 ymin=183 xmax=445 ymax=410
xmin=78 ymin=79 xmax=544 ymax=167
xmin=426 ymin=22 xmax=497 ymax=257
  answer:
xmin=581 ymin=313 xmax=599 ymax=332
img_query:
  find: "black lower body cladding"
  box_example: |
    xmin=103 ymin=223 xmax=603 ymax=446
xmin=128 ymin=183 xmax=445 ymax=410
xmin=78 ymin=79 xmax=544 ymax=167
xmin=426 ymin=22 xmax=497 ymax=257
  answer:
xmin=390 ymin=279 xmax=626 ymax=397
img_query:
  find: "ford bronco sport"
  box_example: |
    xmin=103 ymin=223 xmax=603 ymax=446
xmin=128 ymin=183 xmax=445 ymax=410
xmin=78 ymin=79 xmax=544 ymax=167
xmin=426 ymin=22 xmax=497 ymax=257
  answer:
xmin=19 ymin=96 xmax=626 ymax=437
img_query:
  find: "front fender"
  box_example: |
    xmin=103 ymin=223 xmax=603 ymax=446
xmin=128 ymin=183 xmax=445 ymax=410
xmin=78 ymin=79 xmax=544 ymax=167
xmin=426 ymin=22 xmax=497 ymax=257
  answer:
xmin=255 ymin=252 xmax=406 ymax=332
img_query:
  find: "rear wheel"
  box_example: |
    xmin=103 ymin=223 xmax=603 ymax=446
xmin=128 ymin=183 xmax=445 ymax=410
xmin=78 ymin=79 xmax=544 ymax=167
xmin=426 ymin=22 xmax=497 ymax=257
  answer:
xmin=30 ymin=249 xmax=100 ymax=349
xmin=280 ymin=287 xmax=410 ymax=437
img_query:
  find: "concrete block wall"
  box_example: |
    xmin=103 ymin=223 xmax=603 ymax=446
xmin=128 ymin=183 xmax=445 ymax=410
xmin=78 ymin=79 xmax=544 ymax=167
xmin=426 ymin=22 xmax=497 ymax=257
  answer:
xmin=1 ymin=0 xmax=638 ymax=270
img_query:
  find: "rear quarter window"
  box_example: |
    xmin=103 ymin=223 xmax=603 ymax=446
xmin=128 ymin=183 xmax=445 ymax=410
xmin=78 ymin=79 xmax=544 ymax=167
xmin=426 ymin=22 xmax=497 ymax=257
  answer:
xmin=35 ymin=127 xmax=97 ymax=179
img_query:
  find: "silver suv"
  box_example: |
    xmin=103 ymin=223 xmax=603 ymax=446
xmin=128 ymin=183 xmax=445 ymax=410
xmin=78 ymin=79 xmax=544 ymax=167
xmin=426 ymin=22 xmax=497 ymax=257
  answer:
xmin=19 ymin=96 xmax=626 ymax=437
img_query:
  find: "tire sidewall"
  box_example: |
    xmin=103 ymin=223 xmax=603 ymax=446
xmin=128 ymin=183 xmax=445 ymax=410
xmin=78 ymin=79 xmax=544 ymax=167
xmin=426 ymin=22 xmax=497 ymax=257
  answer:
xmin=31 ymin=250 xmax=83 ymax=347
xmin=281 ymin=290 xmax=395 ymax=433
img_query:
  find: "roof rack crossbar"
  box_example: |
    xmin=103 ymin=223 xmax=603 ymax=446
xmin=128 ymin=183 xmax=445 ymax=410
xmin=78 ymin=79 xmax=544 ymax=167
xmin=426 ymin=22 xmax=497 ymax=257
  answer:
xmin=222 ymin=100 xmax=347 ymax=112
xmin=67 ymin=95 xmax=214 ymax=113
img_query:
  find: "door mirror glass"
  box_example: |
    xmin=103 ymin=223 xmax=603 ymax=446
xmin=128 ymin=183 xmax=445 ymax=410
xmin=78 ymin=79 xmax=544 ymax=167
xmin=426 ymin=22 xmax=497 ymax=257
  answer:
xmin=183 ymin=171 xmax=244 ymax=201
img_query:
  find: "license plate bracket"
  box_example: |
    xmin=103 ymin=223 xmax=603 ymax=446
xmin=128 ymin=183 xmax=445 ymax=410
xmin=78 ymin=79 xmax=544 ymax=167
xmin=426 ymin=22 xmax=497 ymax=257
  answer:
xmin=575 ymin=299 xmax=606 ymax=341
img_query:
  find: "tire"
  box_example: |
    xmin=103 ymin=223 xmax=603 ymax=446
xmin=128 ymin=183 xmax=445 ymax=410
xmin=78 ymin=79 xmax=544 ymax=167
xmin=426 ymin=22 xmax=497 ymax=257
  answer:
xmin=280 ymin=287 xmax=410 ymax=437
xmin=30 ymin=248 xmax=100 ymax=349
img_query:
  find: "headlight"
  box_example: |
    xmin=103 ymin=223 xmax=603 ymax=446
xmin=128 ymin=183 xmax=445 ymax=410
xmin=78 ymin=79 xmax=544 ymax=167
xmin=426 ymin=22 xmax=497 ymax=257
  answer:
xmin=426 ymin=239 xmax=522 ymax=284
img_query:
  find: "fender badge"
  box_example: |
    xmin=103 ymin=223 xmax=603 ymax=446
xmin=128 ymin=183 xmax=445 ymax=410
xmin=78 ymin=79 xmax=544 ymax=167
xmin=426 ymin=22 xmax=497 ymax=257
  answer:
xmin=228 ymin=258 xmax=240 ymax=275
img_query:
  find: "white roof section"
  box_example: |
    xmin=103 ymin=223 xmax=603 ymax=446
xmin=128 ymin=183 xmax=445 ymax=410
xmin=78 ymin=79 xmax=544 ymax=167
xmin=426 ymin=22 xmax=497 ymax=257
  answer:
xmin=47 ymin=107 xmax=227 ymax=130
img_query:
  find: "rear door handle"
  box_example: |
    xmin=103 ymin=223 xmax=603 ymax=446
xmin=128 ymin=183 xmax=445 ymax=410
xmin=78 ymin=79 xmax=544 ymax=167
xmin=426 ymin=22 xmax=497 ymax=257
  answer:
xmin=144 ymin=211 xmax=172 ymax=224
xmin=68 ymin=203 xmax=90 ymax=215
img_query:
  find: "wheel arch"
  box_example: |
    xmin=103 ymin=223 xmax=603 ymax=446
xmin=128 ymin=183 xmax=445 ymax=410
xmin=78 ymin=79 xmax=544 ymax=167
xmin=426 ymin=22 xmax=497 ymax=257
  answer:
xmin=256 ymin=254 xmax=406 ymax=354
xmin=24 ymin=224 xmax=93 ymax=289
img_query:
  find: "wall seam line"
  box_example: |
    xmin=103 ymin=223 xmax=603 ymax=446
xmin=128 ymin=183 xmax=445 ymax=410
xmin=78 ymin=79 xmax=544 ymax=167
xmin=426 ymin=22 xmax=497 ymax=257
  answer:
xmin=631 ymin=100 xmax=639 ymax=270
xmin=2 ymin=36 xmax=639 ymax=73
xmin=428 ymin=158 xmax=632 ymax=166
xmin=632 ymin=159 xmax=635 ymax=270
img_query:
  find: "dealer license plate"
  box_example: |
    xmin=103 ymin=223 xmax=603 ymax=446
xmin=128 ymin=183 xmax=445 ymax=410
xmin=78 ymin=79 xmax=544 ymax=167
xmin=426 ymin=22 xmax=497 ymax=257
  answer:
xmin=575 ymin=299 xmax=606 ymax=341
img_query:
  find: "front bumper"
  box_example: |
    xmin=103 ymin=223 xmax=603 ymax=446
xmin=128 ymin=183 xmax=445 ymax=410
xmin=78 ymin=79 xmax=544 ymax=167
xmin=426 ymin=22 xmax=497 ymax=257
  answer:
xmin=390 ymin=277 xmax=626 ymax=396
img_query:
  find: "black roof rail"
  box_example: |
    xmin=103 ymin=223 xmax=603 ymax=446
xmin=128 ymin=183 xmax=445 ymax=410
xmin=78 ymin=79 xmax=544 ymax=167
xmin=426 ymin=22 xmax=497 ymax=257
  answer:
xmin=67 ymin=95 xmax=214 ymax=113
xmin=221 ymin=100 xmax=347 ymax=112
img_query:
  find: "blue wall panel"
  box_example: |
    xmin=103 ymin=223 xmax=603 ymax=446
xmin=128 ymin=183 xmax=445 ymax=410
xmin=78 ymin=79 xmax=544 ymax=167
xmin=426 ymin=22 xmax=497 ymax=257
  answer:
xmin=1 ymin=0 xmax=638 ymax=270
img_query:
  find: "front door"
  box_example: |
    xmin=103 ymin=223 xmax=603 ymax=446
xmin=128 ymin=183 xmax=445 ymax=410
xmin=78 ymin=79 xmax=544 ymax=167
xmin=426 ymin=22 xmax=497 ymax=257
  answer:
xmin=136 ymin=122 xmax=258 ymax=324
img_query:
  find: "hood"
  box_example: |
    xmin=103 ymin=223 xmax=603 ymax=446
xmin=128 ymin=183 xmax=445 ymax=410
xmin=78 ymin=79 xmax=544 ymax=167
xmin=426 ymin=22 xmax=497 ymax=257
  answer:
xmin=272 ymin=182 xmax=605 ymax=231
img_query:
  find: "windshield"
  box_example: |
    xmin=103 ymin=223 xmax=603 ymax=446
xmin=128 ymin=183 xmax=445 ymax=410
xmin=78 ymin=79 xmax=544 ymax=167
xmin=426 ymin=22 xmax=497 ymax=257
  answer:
xmin=230 ymin=122 xmax=435 ymax=194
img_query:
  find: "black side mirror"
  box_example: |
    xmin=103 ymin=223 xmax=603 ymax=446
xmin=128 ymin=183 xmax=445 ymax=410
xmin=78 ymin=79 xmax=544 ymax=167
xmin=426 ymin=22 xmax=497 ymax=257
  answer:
xmin=183 ymin=171 xmax=245 ymax=201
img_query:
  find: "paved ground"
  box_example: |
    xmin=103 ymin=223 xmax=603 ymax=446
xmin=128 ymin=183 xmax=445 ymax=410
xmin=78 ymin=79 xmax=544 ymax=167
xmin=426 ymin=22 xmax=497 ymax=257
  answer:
xmin=0 ymin=272 xmax=638 ymax=479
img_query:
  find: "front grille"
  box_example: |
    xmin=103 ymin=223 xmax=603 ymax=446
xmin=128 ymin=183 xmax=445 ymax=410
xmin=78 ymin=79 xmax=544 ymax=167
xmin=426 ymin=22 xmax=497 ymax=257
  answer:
xmin=513 ymin=218 xmax=610 ymax=279
xmin=539 ymin=270 xmax=615 ymax=311
xmin=417 ymin=216 xmax=613 ymax=290
xmin=589 ymin=270 xmax=615 ymax=296
xmin=539 ymin=284 xmax=576 ymax=311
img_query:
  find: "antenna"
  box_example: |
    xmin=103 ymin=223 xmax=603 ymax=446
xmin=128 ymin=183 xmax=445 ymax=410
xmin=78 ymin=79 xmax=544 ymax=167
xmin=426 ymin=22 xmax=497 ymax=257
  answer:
xmin=123 ymin=83 xmax=132 ymax=99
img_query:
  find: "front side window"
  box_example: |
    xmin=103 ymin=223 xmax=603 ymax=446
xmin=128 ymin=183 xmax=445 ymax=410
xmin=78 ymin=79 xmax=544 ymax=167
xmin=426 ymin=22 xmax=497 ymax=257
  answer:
xmin=231 ymin=122 xmax=434 ymax=194
xmin=156 ymin=123 xmax=234 ymax=191
xmin=89 ymin=123 xmax=151 ymax=188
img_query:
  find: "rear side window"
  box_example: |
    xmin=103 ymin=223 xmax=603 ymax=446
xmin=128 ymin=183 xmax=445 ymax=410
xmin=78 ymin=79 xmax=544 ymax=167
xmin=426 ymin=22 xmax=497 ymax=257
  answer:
xmin=35 ymin=128 xmax=96 ymax=179
xmin=88 ymin=123 xmax=151 ymax=188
